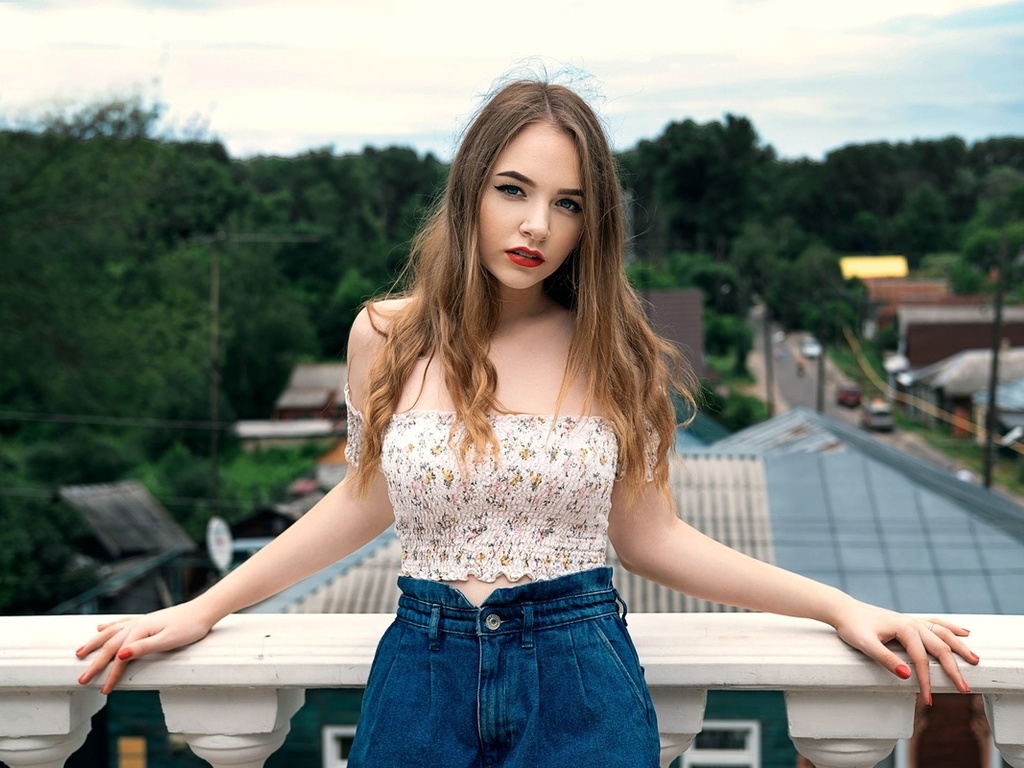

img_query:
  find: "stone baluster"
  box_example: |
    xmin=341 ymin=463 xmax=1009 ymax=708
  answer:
xmin=650 ymin=687 xmax=707 ymax=768
xmin=0 ymin=689 xmax=105 ymax=768
xmin=160 ymin=688 xmax=305 ymax=768
xmin=786 ymin=690 xmax=917 ymax=768
xmin=985 ymin=694 xmax=1024 ymax=768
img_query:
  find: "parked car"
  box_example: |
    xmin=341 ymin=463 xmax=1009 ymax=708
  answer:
xmin=799 ymin=337 xmax=823 ymax=359
xmin=835 ymin=382 xmax=862 ymax=408
xmin=860 ymin=399 xmax=894 ymax=431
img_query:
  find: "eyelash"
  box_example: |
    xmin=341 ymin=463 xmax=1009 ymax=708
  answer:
xmin=494 ymin=184 xmax=582 ymax=214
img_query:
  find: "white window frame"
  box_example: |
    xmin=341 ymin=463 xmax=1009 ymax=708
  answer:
xmin=322 ymin=724 xmax=358 ymax=768
xmin=680 ymin=719 xmax=761 ymax=768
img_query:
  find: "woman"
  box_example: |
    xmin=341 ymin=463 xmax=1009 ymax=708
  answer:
xmin=76 ymin=79 xmax=978 ymax=766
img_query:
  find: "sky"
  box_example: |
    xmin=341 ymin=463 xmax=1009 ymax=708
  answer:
xmin=0 ymin=0 xmax=1022 ymax=162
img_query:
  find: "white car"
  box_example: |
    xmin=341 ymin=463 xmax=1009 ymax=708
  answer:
xmin=799 ymin=337 xmax=823 ymax=359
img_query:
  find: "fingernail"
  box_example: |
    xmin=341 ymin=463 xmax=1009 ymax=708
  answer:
xmin=971 ymin=652 xmax=981 ymax=662
xmin=895 ymin=664 xmax=912 ymax=679
xmin=74 ymin=647 xmax=84 ymax=656
xmin=963 ymin=684 xmax=972 ymax=694
xmin=77 ymin=673 xmax=87 ymax=685
xmin=117 ymin=648 xmax=133 ymax=660
xmin=927 ymin=694 xmax=933 ymax=706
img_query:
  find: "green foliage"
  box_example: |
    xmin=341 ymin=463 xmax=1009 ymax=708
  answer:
xmin=2 ymin=94 xmax=1023 ymax=611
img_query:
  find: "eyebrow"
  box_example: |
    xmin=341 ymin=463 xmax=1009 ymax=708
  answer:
xmin=496 ymin=170 xmax=583 ymax=198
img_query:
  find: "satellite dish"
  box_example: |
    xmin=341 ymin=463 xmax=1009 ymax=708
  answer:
xmin=206 ymin=516 xmax=233 ymax=574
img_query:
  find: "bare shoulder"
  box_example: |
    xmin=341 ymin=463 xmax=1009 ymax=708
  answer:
xmin=347 ymin=298 xmax=412 ymax=406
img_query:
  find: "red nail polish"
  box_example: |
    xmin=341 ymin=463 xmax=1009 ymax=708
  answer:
xmin=895 ymin=664 xmax=912 ymax=679
xmin=117 ymin=647 xmax=133 ymax=660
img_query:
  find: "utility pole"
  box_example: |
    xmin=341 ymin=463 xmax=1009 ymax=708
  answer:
xmin=762 ymin=302 xmax=775 ymax=418
xmin=193 ymin=229 xmax=322 ymax=500
xmin=983 ymin=229 xmax=1008 ymax=489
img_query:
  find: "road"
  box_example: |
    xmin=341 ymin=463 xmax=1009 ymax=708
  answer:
xmin=746 ymin=304 xmax=978 ymax=476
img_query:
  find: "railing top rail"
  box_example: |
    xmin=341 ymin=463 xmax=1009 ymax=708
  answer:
xmin=2 ymin=612 xmax=1022 ymax=694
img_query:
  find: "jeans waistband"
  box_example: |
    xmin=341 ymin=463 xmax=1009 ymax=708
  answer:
xmin=395 ymin=567 xmax=622 ymax=643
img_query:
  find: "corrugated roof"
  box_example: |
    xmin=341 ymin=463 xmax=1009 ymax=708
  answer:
xmin=973 ymin=377 xmax=1024 ymax=409
xmin=907 ymin=348 xmax=1024 ymax=396
xmin=242 ymin=408 xmax=1024 ymax=617
xmin=249 ymin=453 xmax=773 ymax=615
xmin=840 ymin=256 xmax=908 ymax=280
xmin=719 ymin=407 xmax=1024 ymax=614
xmin=273 ymin=363 xmax=347 ymax=413
xmin=898 ymin=304 xmax=1024 ymax=326
xmin=59 ymin=481 xmax=194 ymax=559
xmin=709 ymin=407 xmax=847 ymax=454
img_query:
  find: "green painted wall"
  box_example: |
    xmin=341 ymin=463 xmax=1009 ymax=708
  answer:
xmin=94 ymin=688 xmax=795 ymax=767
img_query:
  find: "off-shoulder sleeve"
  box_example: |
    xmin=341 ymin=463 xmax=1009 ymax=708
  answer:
xmin=344 ymin=385 xmax=364 ymax=467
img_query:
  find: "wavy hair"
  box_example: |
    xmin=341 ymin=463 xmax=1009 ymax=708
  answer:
xmin=352 ymin=79 xmax=697 ymax=503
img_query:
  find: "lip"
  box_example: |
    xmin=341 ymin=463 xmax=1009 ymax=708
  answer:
xmin=506 ymin=247 xmax=545 ymax=268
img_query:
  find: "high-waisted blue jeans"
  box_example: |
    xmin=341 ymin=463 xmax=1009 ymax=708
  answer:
xmin=348 ymin=567 xmax=660 ymax=767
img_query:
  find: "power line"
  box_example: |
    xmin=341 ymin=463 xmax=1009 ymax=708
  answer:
xmin=0 ymin=409 xmax=233 ymax=431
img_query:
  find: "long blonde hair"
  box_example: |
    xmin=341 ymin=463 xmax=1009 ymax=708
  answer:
xmin=352 ymin=79 xmax=696 ymax=503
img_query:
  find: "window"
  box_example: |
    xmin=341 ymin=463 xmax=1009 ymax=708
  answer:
xmin=680 ymin=720 xmax=760 ymax=768
xmin=322 ymin=725 xmax=357 ymax=768
xmin=117 ymin=736 xmax=146 ymax=768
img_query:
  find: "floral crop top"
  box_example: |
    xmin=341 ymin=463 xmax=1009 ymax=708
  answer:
xmin=344 ymin=387 xmax=628 ymax=583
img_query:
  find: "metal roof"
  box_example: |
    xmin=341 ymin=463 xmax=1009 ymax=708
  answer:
xmin=719 ymin=407 xmax=1024 ymax=614
xmin=59 ymin=481 xmax=195 ymax=560
xmin=246 ymin=453 xmax=773 ymax=615
xmin=242 ymin=407 xmax=1024 ymax=617
xmin=973 ymin=377 xmax=1024 ymax=409
xmin=905 ymin=348 xmax=1024 ymax=396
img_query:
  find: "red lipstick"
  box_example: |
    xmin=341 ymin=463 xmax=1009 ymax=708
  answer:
xmin=506 ymin=247 xmax=545 ymax=268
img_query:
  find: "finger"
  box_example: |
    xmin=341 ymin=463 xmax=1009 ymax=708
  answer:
xmin=920 ymin=629 xmax=972 ymax=694
xmin=893 ymin=628 xmax=933 ymax=704
xmin=927 ymin=623 xmax=981 ymax=665
xmin=100 ymin=656 xmax=131 ymax=695
xmin=77 ymin=622 xmax=130 ymax=659
xmin=927 ymin=618 xmax=971 ymax=638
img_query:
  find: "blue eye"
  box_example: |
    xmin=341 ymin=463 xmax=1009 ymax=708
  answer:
xmin=557 ymin=198 xmax=583 ymax=214
xmin=495 ymin=184 xmax=523 ymax=197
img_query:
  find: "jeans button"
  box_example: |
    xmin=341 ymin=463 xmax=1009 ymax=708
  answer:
xmin=485 ymin=613 xmax=502 ymax=630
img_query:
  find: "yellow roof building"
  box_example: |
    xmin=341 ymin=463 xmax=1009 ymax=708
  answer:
xmin=839 ymin=255 xmax=909 ymax=280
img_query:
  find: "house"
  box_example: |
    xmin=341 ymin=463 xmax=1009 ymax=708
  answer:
xmin=973 ymin=377 xmax=1024 ymax=455
xmin=235 ymin=362 xmax=349 ymax=451
xmin=640 ymin=288 xmax=708 ymax=380
xmin=272 ymin=363 xmax=348 ymax=421
xmin=50 ymin=481 xmax=197 ymax=615
xmin=894 ymin=347 xmax=1024 ymax=438
xmin=897 ymin=305 xmax=1024 ymax=369
xmin=839 ymin=255 xmax=909 ymax=281
xmin=94 ymin=408 xmax=1024 ymax=767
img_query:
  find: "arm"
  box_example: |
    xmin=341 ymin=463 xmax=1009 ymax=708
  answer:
xmin=607 ymin=480 xmax=979 ymax=704
xmin=76 ymin=305 xmax=395 ymax=693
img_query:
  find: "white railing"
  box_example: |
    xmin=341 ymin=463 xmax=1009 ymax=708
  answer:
xmin=1 ymin=612 xmax=1022 ymax=768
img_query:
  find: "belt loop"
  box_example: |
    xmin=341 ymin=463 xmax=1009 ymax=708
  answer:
xmin=613 ymin=589 xmax=628 ymax=626
xmin=429 ymin=605 xmax=441 ymax=651
xmin=521 ymin=604 xmax=534 ymax=650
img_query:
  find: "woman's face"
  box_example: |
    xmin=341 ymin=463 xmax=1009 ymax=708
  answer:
xmin=477 ymin=122 xmax=584 ymax=304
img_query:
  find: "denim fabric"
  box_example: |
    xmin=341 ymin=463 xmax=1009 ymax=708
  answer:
xmin=348 ymin=567 xmax=660 ymax=767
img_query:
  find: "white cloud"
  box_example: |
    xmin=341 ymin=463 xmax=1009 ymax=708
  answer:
xmin=1 ymin=0 xmax=1020 ymax=159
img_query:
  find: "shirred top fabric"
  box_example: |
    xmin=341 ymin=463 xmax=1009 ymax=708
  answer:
xmin=344 ymin=388 xmax=623 ymax=582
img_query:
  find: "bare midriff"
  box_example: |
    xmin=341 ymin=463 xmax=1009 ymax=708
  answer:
xmin=443 ymin=573 xmax=534 ymax=606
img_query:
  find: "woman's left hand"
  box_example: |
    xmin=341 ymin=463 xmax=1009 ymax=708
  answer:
xmin=833 ymin=603 xmax=980 ymax=704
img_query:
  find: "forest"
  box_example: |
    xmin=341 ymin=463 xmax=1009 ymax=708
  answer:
xmin=2 ymin=97 xmax=1022 ymax=613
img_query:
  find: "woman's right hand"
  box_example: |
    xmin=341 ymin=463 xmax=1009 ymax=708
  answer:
xmin=75 ymin=601 xmax=217 ymax=694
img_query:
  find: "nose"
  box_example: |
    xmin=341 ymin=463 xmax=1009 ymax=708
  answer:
xmin=519 ymin=204 xmax=550 ymax=242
